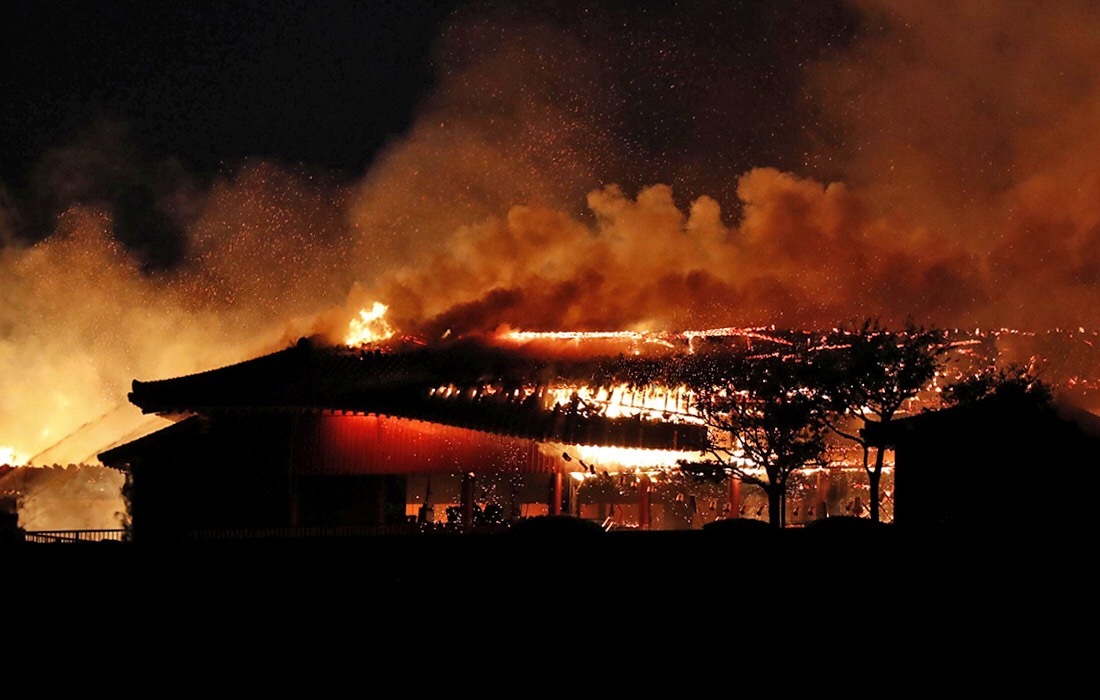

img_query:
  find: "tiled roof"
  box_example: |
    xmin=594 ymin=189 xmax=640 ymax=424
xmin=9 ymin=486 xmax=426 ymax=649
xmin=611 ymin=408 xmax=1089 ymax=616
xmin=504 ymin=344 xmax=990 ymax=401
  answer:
xmin=126 ymin=337 xmax=708 ymax=451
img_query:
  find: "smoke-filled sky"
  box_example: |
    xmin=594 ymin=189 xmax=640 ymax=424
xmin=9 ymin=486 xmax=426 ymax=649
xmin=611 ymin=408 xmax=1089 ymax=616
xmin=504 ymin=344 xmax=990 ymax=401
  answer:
xmin=4 ymin=0 xmax=1100 ymax=464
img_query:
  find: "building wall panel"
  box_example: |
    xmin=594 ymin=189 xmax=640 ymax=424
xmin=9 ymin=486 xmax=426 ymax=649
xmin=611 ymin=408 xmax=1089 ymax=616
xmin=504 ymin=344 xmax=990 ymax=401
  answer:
xmin=293 ymin=413 xmax=559 ymax=476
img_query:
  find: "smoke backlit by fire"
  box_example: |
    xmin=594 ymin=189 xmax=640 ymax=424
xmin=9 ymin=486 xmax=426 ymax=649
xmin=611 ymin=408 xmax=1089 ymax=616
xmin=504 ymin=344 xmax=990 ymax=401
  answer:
xmin=5 ymin=3 xmax=1100 ymax=527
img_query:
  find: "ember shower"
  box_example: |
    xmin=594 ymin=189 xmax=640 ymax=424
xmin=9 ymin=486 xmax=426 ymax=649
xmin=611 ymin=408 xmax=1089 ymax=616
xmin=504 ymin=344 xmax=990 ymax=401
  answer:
xmin=4 ymin=0 xmax=1100 ymax=482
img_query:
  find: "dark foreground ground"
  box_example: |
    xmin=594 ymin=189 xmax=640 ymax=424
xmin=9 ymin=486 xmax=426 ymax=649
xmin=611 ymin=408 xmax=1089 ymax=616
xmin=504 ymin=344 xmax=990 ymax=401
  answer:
xmin=8 ymin=521 xmax=1071 ymax=591
xmin=6 ymin=531 xmax=1076 ymax=690
xmin=6 ymin=521 xmax=1083 ymax=657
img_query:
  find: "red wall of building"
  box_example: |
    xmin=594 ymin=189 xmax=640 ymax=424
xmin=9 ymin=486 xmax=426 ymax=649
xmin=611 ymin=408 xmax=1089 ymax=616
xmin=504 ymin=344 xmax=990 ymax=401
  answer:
xmin=292 ymin=412 xmax=561 ymax=477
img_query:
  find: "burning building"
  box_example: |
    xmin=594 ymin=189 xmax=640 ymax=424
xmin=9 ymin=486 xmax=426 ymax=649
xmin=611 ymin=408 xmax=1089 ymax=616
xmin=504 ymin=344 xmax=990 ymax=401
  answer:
xmin=98 ymin=329 xmax=737 ymax=542
xmin=98 ymin=300 xmax=1100 ymax=543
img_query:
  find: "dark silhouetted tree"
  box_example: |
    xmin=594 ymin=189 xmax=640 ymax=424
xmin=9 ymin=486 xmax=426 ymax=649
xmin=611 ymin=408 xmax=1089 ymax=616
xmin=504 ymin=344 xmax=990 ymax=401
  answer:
xmin=823 ymin=318 xmax=948 ymax=523
xmin=942 ymin=362 xmax=1054 ymax=408
xmin=680 ymin=347 xmax=833 ymax=528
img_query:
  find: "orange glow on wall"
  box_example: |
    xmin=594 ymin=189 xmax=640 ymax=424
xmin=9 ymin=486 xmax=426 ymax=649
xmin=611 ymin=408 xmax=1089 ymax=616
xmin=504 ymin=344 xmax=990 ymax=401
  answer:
xmin=292 ymin=412 xmax=562 ymax=476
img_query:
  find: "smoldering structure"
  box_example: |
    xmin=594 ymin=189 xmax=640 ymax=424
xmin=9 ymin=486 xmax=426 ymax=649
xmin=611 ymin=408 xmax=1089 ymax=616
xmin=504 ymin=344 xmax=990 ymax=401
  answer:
xmin=99 ymin=332 xmax=715 ymax=542
xmin=96 ymin=315 xmax=1100 ymax=541
xmin=9 ymin=3 xmax=1100 ymax=531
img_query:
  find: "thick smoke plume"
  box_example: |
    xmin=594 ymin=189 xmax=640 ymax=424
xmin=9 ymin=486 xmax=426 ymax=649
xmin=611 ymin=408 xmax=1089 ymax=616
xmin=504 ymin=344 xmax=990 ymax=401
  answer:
xmin=360 ymin=172 xmax=987 ymax=340
xmin=4 ymin=0 xmax=1100 ymax=495
xmin=0 ymin=157 xmax=354 ymax=468
xmin=808 ymin=0 xmax=1100 ymax=331
xmin=343 ymin=1 xmax=1100 ymax=338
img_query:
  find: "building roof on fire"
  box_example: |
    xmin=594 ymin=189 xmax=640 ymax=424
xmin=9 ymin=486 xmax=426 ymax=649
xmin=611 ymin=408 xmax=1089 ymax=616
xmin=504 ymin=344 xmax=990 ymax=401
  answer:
xmin=123 ymin=336 xmax=709 ymax=452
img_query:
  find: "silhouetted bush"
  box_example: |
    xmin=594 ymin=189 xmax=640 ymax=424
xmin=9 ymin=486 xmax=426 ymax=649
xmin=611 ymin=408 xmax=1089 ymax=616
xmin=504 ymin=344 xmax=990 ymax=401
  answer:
xmin=0 ymin=509 xmax=25 ymax=545
xmin=509 ymin=515 xmax=605 ymax=537
xmin=803 ymin=515 xmax=891 ymax=530
xmin=702 ymin=517 xmax=773 ymax=534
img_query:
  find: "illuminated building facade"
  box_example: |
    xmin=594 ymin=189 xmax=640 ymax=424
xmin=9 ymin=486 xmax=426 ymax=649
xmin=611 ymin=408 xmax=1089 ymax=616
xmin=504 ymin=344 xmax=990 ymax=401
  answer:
xmin=99 ymin=337 xmax=741 ymax=542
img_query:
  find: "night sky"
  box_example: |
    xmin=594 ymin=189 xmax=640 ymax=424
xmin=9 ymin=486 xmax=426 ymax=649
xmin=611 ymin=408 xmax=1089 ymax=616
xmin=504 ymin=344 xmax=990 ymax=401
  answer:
xmin=5 ymin=0 xmax=1100 ymax=465
xmin=4 ymin=2 xmax=451 ymax=178
xmin=5 ymin=2 xmax=451 ymax=262
xmin=3 ymin=0 xmax=857 ymax=258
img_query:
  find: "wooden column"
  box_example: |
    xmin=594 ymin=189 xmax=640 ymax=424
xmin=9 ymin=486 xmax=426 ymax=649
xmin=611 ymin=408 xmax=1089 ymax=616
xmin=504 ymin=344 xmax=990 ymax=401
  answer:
xmin=462 ymin=472 xmax=476 ymax=531
xmin=551 ymin=470 xmax=563 ymax=516
xmin=728 ymin=476 xmax=741 ymax=519
xmin=816 ymin=469 xmax=828 ymax=519
xmin=638 ymin=475 xmax=651 ymax=530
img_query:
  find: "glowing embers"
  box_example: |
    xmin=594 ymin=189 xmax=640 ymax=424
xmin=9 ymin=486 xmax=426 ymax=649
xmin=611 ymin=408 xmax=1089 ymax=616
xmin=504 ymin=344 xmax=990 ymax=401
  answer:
xmin=500 ymin=330 xmax=658 ymax=343
xmin=345 ymin=302 xmax=395 ymax=346
xmin=496 ymin=329 xmax=678 ymax=357
xmin=545 ymin=383 xmax=701 ymax=423
xmin=496 ymin=326 xmax=803 ymax=357
xmin=1 ymin=445 xmax=26 ymax=466
xmin=427 ymin=381 xmax=701 ymax=423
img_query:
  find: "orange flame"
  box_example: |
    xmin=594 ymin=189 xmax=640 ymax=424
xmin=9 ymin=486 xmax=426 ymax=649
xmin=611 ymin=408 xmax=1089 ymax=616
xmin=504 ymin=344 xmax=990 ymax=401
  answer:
xmin=1 ymin=445 xmax=27 ymax=467
xmin=545 ymin=383 xmax=701 ymax=423
xmin=345 ymin=302 xmax=396 ymax=346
